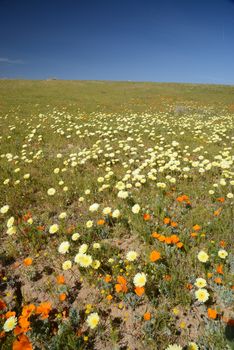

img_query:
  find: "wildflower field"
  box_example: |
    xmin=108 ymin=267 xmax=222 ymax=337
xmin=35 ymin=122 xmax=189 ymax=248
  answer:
xmin=0 ymin=80 xmax=233 ymax=350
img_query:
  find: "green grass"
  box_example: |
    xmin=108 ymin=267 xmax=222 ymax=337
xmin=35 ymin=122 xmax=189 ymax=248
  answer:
xmin=0 ymin=80 xmax=234 ymax=114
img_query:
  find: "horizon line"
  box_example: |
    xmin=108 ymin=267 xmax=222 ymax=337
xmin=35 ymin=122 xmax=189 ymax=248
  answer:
xmin=0 ymin=78 xmax=233 ymax=87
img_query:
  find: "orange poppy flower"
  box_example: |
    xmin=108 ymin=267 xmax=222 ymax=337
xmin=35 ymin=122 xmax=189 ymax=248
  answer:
xmin=163 ymin=217 xmax=170 ymax=225
xmin=150 ymin=250 xmax=161 ymax=262
xmin=18 ymin=316 xmax=30 ymax=332
xmin=214 ymin=277 xmax=222 ymax=284
xmin=23 ymin=258 xmax=32 ymax=266
xmin=104 ymin=274 xmax=112 ymax=283
xmin=14 ymin=326 xmax=23 ymax=336
xmin=190 ymin=232 xmax=198 ymax=238
xmin=117 ymin=276 xmax=127 ymax=285
xmin=97 ymin=219 xmax=105 ymax=225
xmin=135 ymin=287 xmax=145 ymax=296
xmin=143 ymin=213 xmax=151 ymax=221
xmin=207 ymin=308 xmax=217 ymax=319
xmin=171 ymin=221 xmax=178 ymax=228
xmin=115 ymin=276 xmax=128 ymax=293
xmin=171 ymin=235 xmax=180 ymax=243
xmin=214 ymin=208 xmax=222 ymax=216
xmin=5 ymin=311 xmax=16 ymax=319
xmin=121 ymin=284 xmax=128 ymax=293
xmin=59 ymin=293 xmax=66 ymax=301
xmin=217 ymin=197 xmax=225 ymax=203
xmin=158 ymin=235 xmax=166 ymax=242
xmin=193 ymin=224 xmax=201 ymax=231
xmin=183 ymin=195 xmax=189 ymax=201
xmin=13 ymin=334 xmax=32 ymax=350
xmin=21 ymin=304 xmax=35 ymax=318
xmin=143 ymin=312 xmax=151 ymax=321
xmin=177 ymin=195 xmax=189 ymax=202
xmin=216 ymin=264 xmax=224 ymax=274
xmin=176 ymin=242 xmax=184 ymax=248
xmin=165 ymin=237 xmax=172 ymax=244
xmin=186 ymin=283 xmax=193 ymax=290
xmin=56 ymin=275 xmax=65 ymax=284
xmin=115 ymin=284 xmax=122 ymax=293
xmin=106 ymin=294 xmax=113 ymax=301
xmin=219 ymin=240 xmax=226 ymax=248
xmin=151 ymin=232 xmax=160 ymax=238
xmin=36 ymin=302 xmax=52 ymax=319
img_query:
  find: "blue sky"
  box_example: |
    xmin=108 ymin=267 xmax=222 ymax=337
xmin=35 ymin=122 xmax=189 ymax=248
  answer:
xmin=0 ymin=0 xmax=234 ymax=83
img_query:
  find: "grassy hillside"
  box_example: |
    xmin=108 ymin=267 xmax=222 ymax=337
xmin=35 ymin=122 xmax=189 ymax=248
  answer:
xmin=0 ymin=80 xmax=234 ymax=114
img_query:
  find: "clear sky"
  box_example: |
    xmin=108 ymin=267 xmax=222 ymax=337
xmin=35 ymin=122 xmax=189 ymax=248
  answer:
xmin=0 ymin=0 xmax=234 ymax=84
